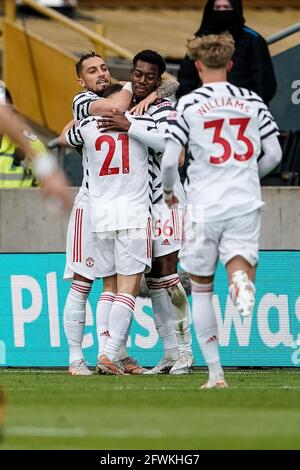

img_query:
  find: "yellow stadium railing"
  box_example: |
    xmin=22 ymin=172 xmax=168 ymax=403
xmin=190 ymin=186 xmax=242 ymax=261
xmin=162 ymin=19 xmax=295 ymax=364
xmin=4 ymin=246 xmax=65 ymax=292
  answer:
xmin=2 ymin=0 xmax=135 ymax=133
xmin=6 ymin=0 xmax=134 ymax=60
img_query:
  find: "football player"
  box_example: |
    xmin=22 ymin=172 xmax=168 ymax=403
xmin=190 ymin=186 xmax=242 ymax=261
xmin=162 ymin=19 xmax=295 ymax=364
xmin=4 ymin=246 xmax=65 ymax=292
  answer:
xmin=162 ymin=33 xmax=282 ymax=387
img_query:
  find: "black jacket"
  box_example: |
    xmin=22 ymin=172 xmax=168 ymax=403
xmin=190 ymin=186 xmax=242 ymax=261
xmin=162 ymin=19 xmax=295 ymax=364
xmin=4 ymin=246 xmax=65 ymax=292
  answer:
xmin=176 ymin=26 xmax=277 ymax=104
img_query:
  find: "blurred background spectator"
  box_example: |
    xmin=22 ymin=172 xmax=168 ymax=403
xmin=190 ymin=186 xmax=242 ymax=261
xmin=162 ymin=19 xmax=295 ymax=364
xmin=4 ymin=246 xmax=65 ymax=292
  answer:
xmin=176 ymin=0 xmax=277 ymax=104
xmin=0 ymin=82 xmax=38 ymax=188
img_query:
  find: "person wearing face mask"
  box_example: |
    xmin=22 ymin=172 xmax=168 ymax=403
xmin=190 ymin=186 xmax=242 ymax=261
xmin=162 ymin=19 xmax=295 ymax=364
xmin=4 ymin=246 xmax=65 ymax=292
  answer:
xmin=176 ymin=0 xmax=277 ymax=105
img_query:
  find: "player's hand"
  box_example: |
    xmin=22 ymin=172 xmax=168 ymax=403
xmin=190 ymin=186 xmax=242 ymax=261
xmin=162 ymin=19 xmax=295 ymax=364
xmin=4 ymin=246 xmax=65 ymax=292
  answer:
xmin=41 ymin=170 xmax=73 ymax=212
xmin=97 ymin=109 xmax=131 ymax=132
xmin=163 ymin=190 xmax=178 ymax=208
xmin=129 ymin=91 xmax=158 ymax=116
xmin=179 ymin=149 xmax=185 ymax=167
xmin=56 ymin=119 xmax=75 ymax=147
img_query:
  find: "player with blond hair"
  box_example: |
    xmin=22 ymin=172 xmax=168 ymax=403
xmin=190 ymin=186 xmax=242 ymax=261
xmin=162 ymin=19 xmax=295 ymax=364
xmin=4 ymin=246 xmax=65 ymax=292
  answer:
xmin=162 ymin=33 xmax=282 ymax=388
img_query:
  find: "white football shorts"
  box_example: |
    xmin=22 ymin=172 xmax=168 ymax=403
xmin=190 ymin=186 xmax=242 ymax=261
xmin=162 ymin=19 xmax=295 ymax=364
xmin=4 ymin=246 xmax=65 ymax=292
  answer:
xmin=152 ymin=201 xmax=184 ymax=259
xmin=93 ymin=220 xmax=152 ymax=278
xmin=63 ymin=193 xmax=96 ymax=281
xmin=180 ymin=209 xmax=261 ymax=276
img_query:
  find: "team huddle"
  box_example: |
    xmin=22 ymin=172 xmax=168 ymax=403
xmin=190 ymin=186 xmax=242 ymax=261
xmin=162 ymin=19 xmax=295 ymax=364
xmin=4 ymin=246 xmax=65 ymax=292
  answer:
xmin=61 ymin=33 xmax=282 ymax=388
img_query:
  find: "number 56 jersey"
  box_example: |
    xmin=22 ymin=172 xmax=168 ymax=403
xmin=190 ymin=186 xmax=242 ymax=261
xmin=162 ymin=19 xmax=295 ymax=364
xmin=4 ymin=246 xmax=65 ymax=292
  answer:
xmin=66 ymin=115 xmax=152 ymax=233
xmin=166 ymin=82 xmax=279 ymax=223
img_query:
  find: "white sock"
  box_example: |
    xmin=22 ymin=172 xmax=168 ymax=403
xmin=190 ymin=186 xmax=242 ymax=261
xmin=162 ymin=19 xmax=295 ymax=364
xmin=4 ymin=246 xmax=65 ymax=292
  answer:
xmin=96 ymin=292 xmax=116 ymax=359
xmin=64 ymin=280 xmax=92 ymax=365
xmin=104 ymin=293 xmax=135 ymax=361
xmin=164 ymin=274 xmax=193 ymax=355
xmin=191 ymin=280 xmax=223 ymax=379
xmin=147 ymin=277 xmax=179 ymax=361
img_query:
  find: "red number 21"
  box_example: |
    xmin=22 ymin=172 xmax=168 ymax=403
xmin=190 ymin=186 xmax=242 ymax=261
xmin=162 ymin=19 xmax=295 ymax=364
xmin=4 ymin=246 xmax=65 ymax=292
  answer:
xmin=96 ymin=133 xmax=129 ymax=176
xmin=204 ymin=118 xmax=254 ymax=164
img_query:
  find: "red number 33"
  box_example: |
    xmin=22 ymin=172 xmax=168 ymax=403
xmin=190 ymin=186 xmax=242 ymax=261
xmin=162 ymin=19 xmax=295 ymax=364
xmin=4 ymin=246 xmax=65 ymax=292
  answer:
xmin=204 ymin=118 xmax=254 ymax=164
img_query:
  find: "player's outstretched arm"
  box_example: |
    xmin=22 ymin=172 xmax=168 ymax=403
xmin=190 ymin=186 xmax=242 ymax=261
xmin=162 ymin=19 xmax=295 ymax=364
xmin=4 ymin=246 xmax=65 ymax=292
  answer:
xmin=0 ymin=105 xmax=72 ymax=211
xmin=36 ymin=168 xmax=73 ymax=212
xmin=0 ymin=105 xmax=35 ymax=157
xmin=130 ymin=79 xmax=179 ymax=116
xmin=89 ymin=83 xmax=133 ymax=115
xmin=30 ymin=139 xmax=73 ymax=212
xmin=98 ymin=110 xmax=166 ymax=153
xmin=128 ymin=121 xmax=165 ymax=153
xmin=58 ymin=119 xmax=75 ymax=146
xmin=259 ymin=134 xmax=282 ymax=178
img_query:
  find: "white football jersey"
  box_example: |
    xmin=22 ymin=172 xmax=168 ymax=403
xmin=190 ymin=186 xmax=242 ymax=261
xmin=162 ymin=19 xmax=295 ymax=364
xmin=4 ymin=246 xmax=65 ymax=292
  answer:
xmin=72 ymin=90 xmax=102 ymax=197
xmin=166 ymin=82 xmax=279 ymax=222
xmin=73 ymin=90 xmax=100 ymax=121
xmin=146 ymin=98 xmax=185 ymax=205
xmin=66 ymin=114 xmax=153 ymax=232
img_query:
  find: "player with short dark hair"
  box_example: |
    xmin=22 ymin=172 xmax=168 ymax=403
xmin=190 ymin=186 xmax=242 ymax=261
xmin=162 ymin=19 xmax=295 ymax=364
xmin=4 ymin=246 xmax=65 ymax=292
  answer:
xmin=65 ymin=107 xmax=156 ymax=375
xmin=63 ymin=52 xmax=177 ymax=375
xmin=102 ymin=83 xmax=123 ymax=98
xmin=75 ymin=52 xmax=102 ymax=78
xmin=100 ymin=50 xmax=194 ymax=375
xmin=132 ymin=49 xmax=166 ymax=77
xmin=63 ymin=54 xmax=134 ymax=376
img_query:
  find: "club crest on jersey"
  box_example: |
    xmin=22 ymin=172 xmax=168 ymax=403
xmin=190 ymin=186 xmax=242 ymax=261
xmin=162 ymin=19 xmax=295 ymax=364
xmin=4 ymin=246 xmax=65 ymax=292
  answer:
xmin=85 ymin=257 xmax=95 ymax=268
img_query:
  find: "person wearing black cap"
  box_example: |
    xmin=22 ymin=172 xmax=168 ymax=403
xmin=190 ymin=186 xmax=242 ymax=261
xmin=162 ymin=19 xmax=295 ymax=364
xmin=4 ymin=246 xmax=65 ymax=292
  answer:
xmin=176 ymin=0 xmax=277 ymax=104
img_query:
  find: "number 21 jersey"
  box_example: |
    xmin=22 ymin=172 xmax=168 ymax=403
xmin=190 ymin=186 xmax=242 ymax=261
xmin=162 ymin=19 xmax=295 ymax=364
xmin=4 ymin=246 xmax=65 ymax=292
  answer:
xmin=66 ymin=115 xmax=151 ymax=232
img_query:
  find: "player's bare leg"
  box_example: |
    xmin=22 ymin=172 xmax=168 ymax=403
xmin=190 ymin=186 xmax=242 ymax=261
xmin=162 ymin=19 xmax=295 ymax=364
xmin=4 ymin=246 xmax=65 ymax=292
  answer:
xmin=145 ymin=252 xmax=193 ymax=375
xmin=190 ymin=274 xmax=227 ymax=389
xmin=227 ymin=256 xmax=256 ymax=318
xmin=161 ymin=251 xmax=193 ymax=375
xmin=97 ymin=273 xmax=142 ymax=375
xmin=145 ymin=256 xmax=179 ymax=374
xmin=64 ymin=273 xmax=93 ymax=376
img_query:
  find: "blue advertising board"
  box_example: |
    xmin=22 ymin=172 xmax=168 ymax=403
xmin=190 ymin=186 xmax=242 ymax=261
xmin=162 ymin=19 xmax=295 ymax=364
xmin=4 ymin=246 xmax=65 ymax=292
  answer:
xmin=0 ymin=252 xmax=300 ymax=367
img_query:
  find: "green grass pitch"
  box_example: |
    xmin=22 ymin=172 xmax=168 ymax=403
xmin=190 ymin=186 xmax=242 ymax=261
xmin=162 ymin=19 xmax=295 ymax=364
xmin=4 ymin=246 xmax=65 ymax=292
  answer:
xmin=0 ymin=369 xmax=300 ymax=450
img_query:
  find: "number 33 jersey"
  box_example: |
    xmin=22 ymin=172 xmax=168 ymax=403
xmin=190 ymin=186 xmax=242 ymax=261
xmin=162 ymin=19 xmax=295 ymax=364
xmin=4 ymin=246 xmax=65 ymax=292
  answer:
xmin=166 ymin=82 xmax=279 ymax=222
xmin=66 ymin=114 xmax=153 ymax=233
